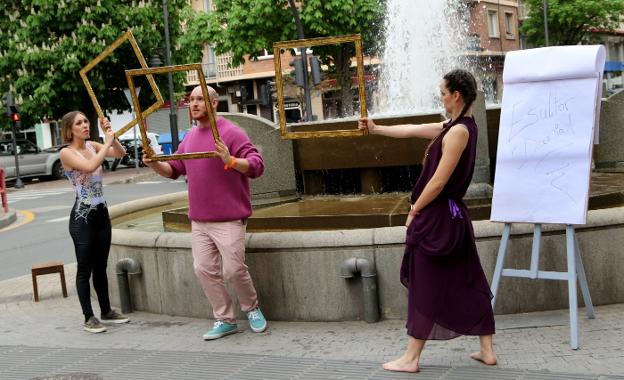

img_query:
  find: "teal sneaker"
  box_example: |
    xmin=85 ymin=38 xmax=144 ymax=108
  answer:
xmin=202 ymin=320 xmax=238 ymax=340
xmin=247 ymin=307 xmax=267 ymax=333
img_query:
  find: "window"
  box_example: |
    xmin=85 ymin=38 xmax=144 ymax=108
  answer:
xmin=0 ymin=142 xmax=12 ymax=155
xmin=482 ymin=77 xmax=498 ymax=104
xmin=504 ymin=12 xmax=515 ymax=38
xmin=294 ymin=47 xmax=314 ymax=56
xmin=203 ymin=0 xmax=213 ymax=12
xmin=18 ymin=141 xmax=38 ymax=154
xmin=255 ymin=49 xmax=274 ymax=61
xmin=607 ymin=42 xmax=620 ymax=60
xmin=205 ymin=47 xmax=217 ymax=77
xmin=488 ymin=10 xmax=499 ymax=38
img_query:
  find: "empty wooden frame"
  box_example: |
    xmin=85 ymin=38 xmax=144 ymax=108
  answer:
xmin=125 ymin=63 xmax=219 ymax=161
xmin=273 ymin=34 xmax=368 ymax=139
xmin=79 ymin=30 xmax=163 ymax=138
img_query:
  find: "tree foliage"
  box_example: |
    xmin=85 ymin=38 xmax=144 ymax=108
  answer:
xmin=180 ymin=0 xmax=385 ymax=116
xmin=520 ymin=0 xmax=624 ymax=46
xmin=0 ymin=0 xmax=190 ymax=131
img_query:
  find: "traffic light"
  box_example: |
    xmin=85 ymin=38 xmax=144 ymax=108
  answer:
xmin=260 ymin=81 xmax=277 ymax=107
xmin=259 ymin=84 xmax=269 ymax=106
xmin=289 ymin=58 xmax=305 ymax=87
xmin=1 ymin=92 xmax=19 ymax=117
xmin=242 ymin=86 xmax=248 ymax=99
xmin=310 ymin=56 xmax=321 ymax=85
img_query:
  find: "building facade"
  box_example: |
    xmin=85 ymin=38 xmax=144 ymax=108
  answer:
xmin=186 ymin=0 xmax=522 ymax=122
xmin=465 ymin=0 xmax=521 ymax=103
xmin=596 ymin=25 xmax=624 ymax=97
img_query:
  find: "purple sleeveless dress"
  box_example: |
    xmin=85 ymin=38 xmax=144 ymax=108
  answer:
xmin=401 ymin=116 xmax=495 ymax=340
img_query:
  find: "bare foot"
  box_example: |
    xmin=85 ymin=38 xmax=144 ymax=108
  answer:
xmin=382 ymin=357 xmax=420 ymax=373
xmin=470 ymin=351 xmax=497 ymax=365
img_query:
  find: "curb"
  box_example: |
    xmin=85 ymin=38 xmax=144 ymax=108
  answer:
xmin=104 ymin=171 xmax=160 ymax=186
xmin=0 ymin=209 xmax=17 ymax=229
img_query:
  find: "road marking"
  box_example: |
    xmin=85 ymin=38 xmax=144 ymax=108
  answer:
xmin=7 ymin=189 xmax=72 ymax=195
xmin=135 ymin=180 xmax=168 ymax=184
xmin=29 ymin=205 xmax=71 ymax=213
xmin=45 ymin=216 xmax=69 ymax=223
xmin=7 ymin=189 xmax=73 ymax=203
xmin=0 ymin=210 xmax=35 ymax=232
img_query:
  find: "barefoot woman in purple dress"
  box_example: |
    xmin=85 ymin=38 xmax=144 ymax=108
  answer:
xmin=359 ymin=69 xmax=497 ymax=372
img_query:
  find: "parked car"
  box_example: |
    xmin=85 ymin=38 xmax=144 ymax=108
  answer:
xmin=118 ymin=132 xmax=162 ymax=155
xmin=0 ymin=139 xmax=64 ymax=180
xmin=106 ymin=132 xmax=161 ymax=171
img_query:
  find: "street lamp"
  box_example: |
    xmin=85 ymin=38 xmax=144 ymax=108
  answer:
xmin=2 ymin=92 xmax=24 ymax=189
xmin=543 ymin=0 xmax=549 ymax=46
xmin=287 ymin=0 xmax=314 ymax=122
xmin=123 ymin=87 xmax=141 ymax=173
xmin=161 ymin=0 xmax=180 ymax=152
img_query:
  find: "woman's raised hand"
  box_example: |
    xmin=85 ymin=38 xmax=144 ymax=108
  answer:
xmin=358 ymin=117 xmax=377 ymax=134
xmin=100 ymin=118 xmax=115 ymax=146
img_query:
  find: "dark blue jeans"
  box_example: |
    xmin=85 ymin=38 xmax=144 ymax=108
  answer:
xmin=69 ymin=202 xmax=112 ymax=321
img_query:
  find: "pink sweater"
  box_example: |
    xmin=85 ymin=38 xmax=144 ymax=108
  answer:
xmin=168 ymin=117 xmax=264 ymax=222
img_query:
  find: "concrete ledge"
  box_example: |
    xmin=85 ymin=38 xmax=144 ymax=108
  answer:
xmin=108 ymin=191 xmax=188 ymax=219
xmin=108 ymin=194 xmax=624 ymax=322
xmin=105 ymin=171 xmax=160 ymax=186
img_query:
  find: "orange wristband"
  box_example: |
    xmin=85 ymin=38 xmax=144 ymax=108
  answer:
xmin=223 ymin=156 xmax=237 ymax=170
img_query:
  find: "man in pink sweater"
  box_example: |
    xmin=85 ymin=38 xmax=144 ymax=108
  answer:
xmin=144 ymin=85 xmax=267 ymax=340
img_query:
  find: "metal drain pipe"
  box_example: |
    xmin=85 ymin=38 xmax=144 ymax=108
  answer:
xmin=116 ymin=258 xmax=142 ymax=313
xmin=339 ymin=257 xmax=379 ymax=323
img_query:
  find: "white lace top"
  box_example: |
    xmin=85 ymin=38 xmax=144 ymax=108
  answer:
xmin=64 ymin=142 xmax=106 ymax=220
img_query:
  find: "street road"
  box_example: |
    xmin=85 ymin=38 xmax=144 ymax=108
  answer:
xmin=0 ymin=175 xmax=186 ymax=281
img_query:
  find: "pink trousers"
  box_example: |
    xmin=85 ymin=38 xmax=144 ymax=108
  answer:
xmin=191 ymin=220 xmax=258 ymax=324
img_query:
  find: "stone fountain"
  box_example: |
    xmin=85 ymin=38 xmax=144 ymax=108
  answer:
xmin=105 ymin=1 xmax=624 ymax=322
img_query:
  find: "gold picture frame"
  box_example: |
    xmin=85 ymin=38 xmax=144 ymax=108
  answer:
xmin=273 ymin=34 xmax=368 ymax=139
xmin=79 ymin=30 xmax=164 ymax=138
xmin=125 ymin=63 xmax=219 ymax=161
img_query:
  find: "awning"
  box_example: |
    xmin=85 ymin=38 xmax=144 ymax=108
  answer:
xmin=605 ymin=60 xmax=624 ymax=72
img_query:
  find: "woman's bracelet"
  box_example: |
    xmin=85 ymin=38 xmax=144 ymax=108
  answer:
xmin=409 ymin=204 xmax=419 ymax=216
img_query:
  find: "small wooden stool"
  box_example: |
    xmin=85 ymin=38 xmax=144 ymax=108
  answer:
xmin=31 ymin=261 xmax=68 ymax=302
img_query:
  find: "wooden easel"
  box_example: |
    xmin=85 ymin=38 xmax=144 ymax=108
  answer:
xmin=490 ymin=223 xmax=595 ymax=349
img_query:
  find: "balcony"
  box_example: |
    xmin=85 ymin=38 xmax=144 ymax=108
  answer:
xmin=186 ymin=52 xmax=244 ymax=85
xmin=466 ymin=34 xmax=483 ymax=51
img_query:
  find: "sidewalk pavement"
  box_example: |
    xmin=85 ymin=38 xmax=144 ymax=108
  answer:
xmin=1 ymin=264 xmax=623 ymax=379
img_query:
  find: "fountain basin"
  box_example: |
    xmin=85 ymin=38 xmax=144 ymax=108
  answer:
xmin=151 ymin=190 xmax=622 ymax=233
xmin=159 ymin=194 xmax=497 ymax=232
xmin=107 ymin=191 xmax=624 ymax=321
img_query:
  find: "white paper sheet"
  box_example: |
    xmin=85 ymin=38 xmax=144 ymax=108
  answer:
xmin=490 ymin=46 xmax=606 ymax=225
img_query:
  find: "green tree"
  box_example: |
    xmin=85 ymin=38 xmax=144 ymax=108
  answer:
xmin=0 ymin=0 xmax=191 ymax=135
xmin=520 ymin=0 xmax=624 ymax=46
xmin=180 ymin=0 xmax=385 ymax=117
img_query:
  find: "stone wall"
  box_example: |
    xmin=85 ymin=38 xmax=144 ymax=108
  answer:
xmin=594 ymin=90 xmax=624 ymax=168
xmin=220 ymin=112 xmax=297 ymax=198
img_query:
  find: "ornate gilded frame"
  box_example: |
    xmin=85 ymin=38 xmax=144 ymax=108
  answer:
xmin=273 ymin=34 xmax=368 ymax=139
xmin=125 ymin=63 xmax=219 ymax=161
xmin=79 ymin=30 xmax=163 ymax=138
